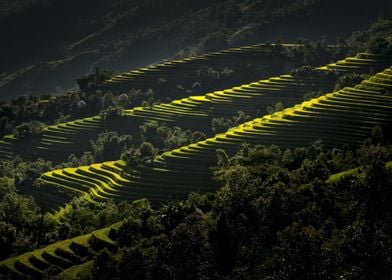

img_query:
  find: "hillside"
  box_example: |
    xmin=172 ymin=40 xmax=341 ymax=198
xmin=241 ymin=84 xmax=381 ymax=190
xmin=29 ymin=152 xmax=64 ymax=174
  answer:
xmin=1 ymin=2 xmax=392 ymax=279
xmin=1 ymin=0 xmax=391 ymax=97
xmin=3 ymin=48 xmax=390 ymax=164
xmin=30 ymin=65 xmax=391 ymax=212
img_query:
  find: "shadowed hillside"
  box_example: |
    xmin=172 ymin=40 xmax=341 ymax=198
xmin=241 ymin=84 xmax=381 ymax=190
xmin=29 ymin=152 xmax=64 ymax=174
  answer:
xmin=0 ymin=0 xmax=391 ymax=97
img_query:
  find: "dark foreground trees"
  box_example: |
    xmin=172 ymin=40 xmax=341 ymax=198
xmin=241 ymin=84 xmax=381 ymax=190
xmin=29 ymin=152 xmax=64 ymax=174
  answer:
xmin=87 ymin=141 xmax=392 ymax=280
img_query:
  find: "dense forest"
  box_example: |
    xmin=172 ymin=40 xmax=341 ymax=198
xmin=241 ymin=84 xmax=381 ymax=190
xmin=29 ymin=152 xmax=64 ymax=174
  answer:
xmin=0 ymin=1 xmax=392 ymax=279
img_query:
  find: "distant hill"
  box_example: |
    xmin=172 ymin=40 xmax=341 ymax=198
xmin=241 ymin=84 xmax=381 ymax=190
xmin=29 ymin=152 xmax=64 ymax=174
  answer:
xmin=0 ymin=0 xmax=30 ymax=17
xmin=0 ymin=0 xmax=391 ymax=98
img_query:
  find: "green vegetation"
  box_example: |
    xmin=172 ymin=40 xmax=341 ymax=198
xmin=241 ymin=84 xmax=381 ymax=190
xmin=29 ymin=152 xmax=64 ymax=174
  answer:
xmin=15 ymin=121 xmax=45 ymax=139
xmin=1 ymin=13 xmax=392 ymax=280
xmin=1 ymin=143 xmax=391 ymax=279
xmin=34 ymin=67 xmax=392 ymax=212
xmin=1 ymin=49 xmax=390 ymax=165
xmin=0 ymin=44 xmax=306 ymax=138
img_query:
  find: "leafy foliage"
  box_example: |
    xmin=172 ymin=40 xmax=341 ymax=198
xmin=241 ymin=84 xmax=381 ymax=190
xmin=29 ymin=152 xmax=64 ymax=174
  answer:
xmin=86 ymin=141 xmax=392 ymax=279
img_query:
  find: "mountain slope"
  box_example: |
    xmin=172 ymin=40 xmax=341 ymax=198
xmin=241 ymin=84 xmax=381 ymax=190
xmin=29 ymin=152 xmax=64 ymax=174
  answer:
xmin=31 ymin=66 xmax=392 ymax=212
xmin=1 ymin=49 xmax=389 ymax=165
xmin=1 ymin=0 xmax=391 ymax=98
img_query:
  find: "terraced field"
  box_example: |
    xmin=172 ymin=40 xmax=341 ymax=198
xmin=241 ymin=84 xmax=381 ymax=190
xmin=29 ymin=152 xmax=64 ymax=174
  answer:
xmin=1 ymin=52 xmax=390 ymax=164
xmin=0 ymin=116 xmax=139 ymax=164
xmin=34 ymin=66 xmax=392 ymax=211
xmin=104 ymin=43 xmax=301 ymax=94
xmin=129 ymin=52 xmax=391 ymax=123
xmin=0 ymin=223 xmax=121 ymax=278
xmin=3 ymin=162 xmax=391 ymax=279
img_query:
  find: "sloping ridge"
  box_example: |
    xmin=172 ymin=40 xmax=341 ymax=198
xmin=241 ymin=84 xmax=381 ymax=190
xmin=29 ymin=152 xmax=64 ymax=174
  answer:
xmin=35 ymin=66 xmax=392 ymax=211
xmin=103 ymin=43 xmax=301 ymax=91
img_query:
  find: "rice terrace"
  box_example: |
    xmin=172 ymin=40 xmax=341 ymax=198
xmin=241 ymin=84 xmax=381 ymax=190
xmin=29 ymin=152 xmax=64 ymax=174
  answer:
xmin=0 ymin=1 xmax=391 ymax=279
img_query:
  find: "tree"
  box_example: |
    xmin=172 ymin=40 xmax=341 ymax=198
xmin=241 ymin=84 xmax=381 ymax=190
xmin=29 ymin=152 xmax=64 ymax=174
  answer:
xmin=117 ymin=246 xmax=152 ymax=279
xmin=282 ymin=149 xmax=294 ymax=168
xmin=264 ymin=223 xmax=325 ymax=280
xmin=154 ymin=218 xmax=215 ymax=280
xmin=117 ymin=93 xmax=130 ymax=107
xmin=77 ymin=68 xmax=113 ymax=93
xmin=192 ymin=131 xmax=206 ymax=143
xmin=334 ymin=73 xmax=365 ymax=91
xmin=92 ymin=248 xmax=117 ymax=280
xmin=212 ymin=117 xmax=231 ymax=134
xmin=15 ymin=121 xmax=44 ymax=139
xmin=216 ymin=149 xmax=229 ymax=168
xmin=139 ymin=121 xmax=161 ymax=146
xmin=101 ymin=91 xmax=114 ymax=109
xmin=0 ymin=222 xmax=16 ymax=260
xmin=274 ymin=102 xmax=284 ymax=112
xmin=121 ymin=148 xmax=140 ymax=169
xmin=266 ymin=106 xmax=274 ymax=115
xmin=370 ymin=125 xmax=384 ymax=144
xmin=290 ymin=65 xmax=336 ymax=80
xmin=100 ymin=105 xmax=124 ymax=120
xmin=367 ymin=37 xmax=392 ymax=55
xmin=139 ymin=142 xmax=156 ymax=163
xmin=91 ymin=132 xmax=132 ymax=162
